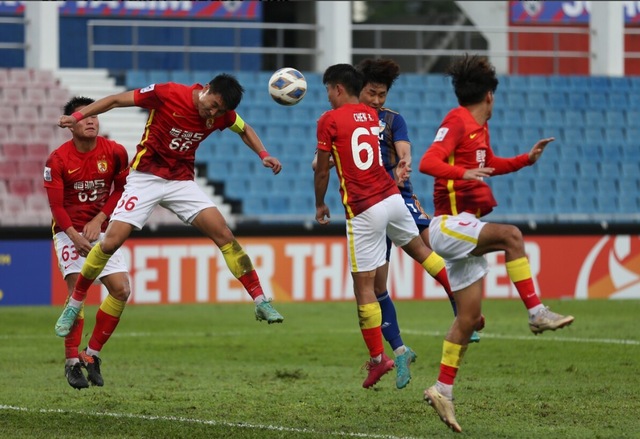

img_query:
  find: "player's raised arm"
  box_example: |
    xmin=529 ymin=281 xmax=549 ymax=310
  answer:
xmin=58 ymin=90 xmax=136 ymax=128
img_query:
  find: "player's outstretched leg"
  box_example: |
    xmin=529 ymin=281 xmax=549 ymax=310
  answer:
xmin=79 ymin=348 xmax=103 ymax=386
xmin=529 ymin=306 xmax=574 ymax=334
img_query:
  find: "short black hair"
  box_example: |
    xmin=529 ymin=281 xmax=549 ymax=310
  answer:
xmin=322 ymin=64 xmax=363 ymax=97
xmin=208 ymin=73 xmax=244 ymax=110
xmin=63 ymin=96 xmax=95 ymax=116
xmin=445 ymin=54 xmax=499 ymax=106
xmin=355 ymin=58 xmax=400 ymax=91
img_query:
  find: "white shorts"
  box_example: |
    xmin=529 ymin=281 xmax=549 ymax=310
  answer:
xmin=54 ymin=232 xmax=128 ymax=280
xmin=347 ymin=194 xmax=419 ymax=273
xmin=111 ymin=169 xmax=216 ymax=230
xmin=428 ymin=212 xmax=489 ymax=291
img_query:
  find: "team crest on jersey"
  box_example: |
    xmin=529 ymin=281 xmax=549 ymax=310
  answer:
xmin=379 ymin=120 xmax=386 ymax=132
xmin=97 ymin=159 xmax=108 ymax=173
xmin=206 ymin=118 xmax=215 ymax=128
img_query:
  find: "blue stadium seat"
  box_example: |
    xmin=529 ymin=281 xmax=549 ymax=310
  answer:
xmin=618 ymin=194 xmax=639 ymax=213
xmin=558 ymin=159 xmax=579 ymax=177
xmin=628 ymin=92 xmax=640 ymax=108
xmin=601 ymin=144 xmax=622 ymax=161
xmin=575 ymin=194 xmax=597 ymax=213
xmin=555 ymin=177 xmax=575 ymax=194
xmin=625 ymin=110 xmax=640 ymax=126
xmin=576 ymin=179 xmax=597 ymax=194
xmin=568 ymin=92 xmax=588 ymax=109
xmin=169 ymin=70 xmax=191 ymax=84
xmin=510 ymin=195 xmax=532 ymax=214
xmin=588 ymin=92 xmax=608 ymax=108
xmin=265 ymin=196 xmax=289 ymax=214
xmin=589 ymin=76 xmax=610 ymax=91
xmin=563 ymin=128 xmax=584 ymax=144
xmin=605 ymin=110 xmax=627 ymax=129
xmin=610 ymin=77 xmax=630 ymax=91
xmin=501 ymin=127 xmax=522 ymax=144
xmin=583 ymin=110 xmax=605 ymax=128
xmin=526 ymin=92 xmax=547 ymax=108
xmin=505 ymin=92 xmax=527 ymax=108
xmin=569 ymin=76 xmax=590 ymax=90
xmin=513 ymin=177 xmax=534 ymax=194
xmin=547 ymin=76 xmax=571 ymax=90
xmin=582 ymin=144 xmax=602 ymax=160
xmin=554 ymin=193 xmax=575 ymax=214
xmin=148 ymin=70 xmax=170 ymax=85
xmin=423 ymin=91 xmax=445 ymax=108
xmin=609 ymin=92 xmax=629 ymax=110
xmin=621 ymin=162 xmax=640 ymax=177
xmin=418 ymin=108 xmax=441 ymax=124
xmin=505 ymin=75 xmax=528 ymax=90
xmin=597 ymin=195 xmax=618 ymax=213
xmin=584 ymin=128 xmax=604 ymax=146
xmin=528 ymin=76 xmax=548 ymax=90
xmin=565 ymin=110 xmax=585 ymax=126
xmin=547 ymin=91 xmax=569 ymax=109
xmin=598 ymin=178 xmax=618 ymax=194
xmin=534 ymin=178 xmax=554 ymax=195
xmin=619 ymin=178 xmax=639 ymax=194
xmin=544 ymin=109 xmax=564 ymax=129
xmin=604 ymin=130 xmax=626 ymax=146
xmin=622 ymin=145 xmax=640 ymax=160
xmin=425 ymin=74 xmax=448 ymax=90
xmin=578 ymin=162 xmax=599 ymax=177
xmin=224 ymin=177 xmax=250 ymax=199
xmin=523 ymin=109 xmax=544 ymax=127
xmin=522 ymin=127 xmax=541 ymax=143
xmin=126 ymin=70 xmax=148 ymax=89
xmin=503 ymin=109 xmax=523 ymax=125
xmin=243 ymin=195 xmax=268 ymax=215
xmin=532 ymin=195 xmax=555 ymax=214
xmin=535 ymin=160 xmax=557 ymax=177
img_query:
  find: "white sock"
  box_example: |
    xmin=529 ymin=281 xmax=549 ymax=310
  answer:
xmin=371 ymin=354 xmax=382 ymax=364
xmin=393 ymin=345 xmax=407 ymax=357
xmin=86 ymin=347 xmax=100 ymax=357
xmin=528 ymin=304 xmax=545 ymax=318
xmin=253 ymin=294 xmax=266 ymax=305
xmin=65 ymin=358 xmax=79 ymax=367
xmin=68 ymin=297 xmax=83 ymax=309
xmin=436 ymin=381 xmax=454 ymax=399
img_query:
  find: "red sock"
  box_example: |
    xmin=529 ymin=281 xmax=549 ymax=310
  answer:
xmin=433 ymin=267 xmax=455 ymax=300
xmin=438 ymin=364 xmax=459 ymax=385
xmin=514 ymin=278 xmax=541 ymax=310
xmin=238 ymin=270 xmax=264 ymax=300
xmin=88 ymin=309 xmax=120 ymax=352
xmin=65 ymin=318 xmax=84 ymax=359
xmin=71 ymin=274 xmax=94 ymax=302
xmin=361 ymin=327 xmax=384 ymax=358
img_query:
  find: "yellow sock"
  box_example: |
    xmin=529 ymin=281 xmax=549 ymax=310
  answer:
xmin=80 ymin=244 xmax=112 ymax=280
xmin=220 ymin=239 xmax=254 ymax=279
xmin=99 ymin=294 xmax=126 ymax=318
xmin=423 ymin=252 xmax=445 ymax=277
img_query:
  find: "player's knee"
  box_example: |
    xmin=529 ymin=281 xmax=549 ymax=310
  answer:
xmin=503 ymin=225 xmax=524 ymax=250
xmin=112 ymin=283 xmax=131 ymax=302
xmin=100 ymin=239 xmax=122 ymax=255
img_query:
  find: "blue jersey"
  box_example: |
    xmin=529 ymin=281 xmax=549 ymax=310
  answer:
xmin=379 ymin=108 xmax=432 ymax=260
xmin=378 ymin=107 xmax=413 ymax=196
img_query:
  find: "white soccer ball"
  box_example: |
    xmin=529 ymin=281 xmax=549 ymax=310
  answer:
xmin=268 ymin=67 xmax=307 ymax=106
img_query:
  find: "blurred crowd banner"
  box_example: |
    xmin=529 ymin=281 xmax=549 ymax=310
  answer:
xmin=0 ymin=1 xmax=262 ymax=20
xmin=2 ymin=235 xmax=639 ymax=306
xmin=510 ymin=1 xmax=640 ymax=24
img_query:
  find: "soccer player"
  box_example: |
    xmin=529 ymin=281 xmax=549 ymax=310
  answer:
xmin=355 ymin=58 xmax=483 ymax=390
xmin=419 ymin=54 xmax=574 ymax=432
xmin=314 ymin=63 xmax=439 ymax=389
xmin=45 ymin=96 xmax=131 ymax=389
xmin=54 ymin=74 xmax=285 ymax=340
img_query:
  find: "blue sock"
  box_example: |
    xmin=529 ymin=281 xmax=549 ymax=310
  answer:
xmin=377 ymin=291 xmax=403 ymax=351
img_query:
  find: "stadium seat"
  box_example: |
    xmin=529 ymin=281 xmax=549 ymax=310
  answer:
xmin=47 ymin=88 xmax=70 ymax=105
xmin=575 ymin=178 xmax=597 ymax=194
xmin=581 ymin=144 xmax=602 ymax=160
xmin=125 ymin=71 xmax=148 ymax=89
xmin=528 ymin=76 xmax=548 ymax=90
xmin=584 ymin=128 xmax=604 ymax=146
xmin=621 ymin=162 xmax=640 ymax=177
xmin=535 ymin=160 xmax=557 ymax=177
xmin=568 ymin=92 xmax=588 ymax=109
xmin=597 ymin=195 xmax=618 ymax=213
xmin=588 ymin=92 xmax=608 ymax=108
xmin=523 ymin=109 xmax=544 ymax=127
xmin=32 ymin=70 xmax=57 ymax=88
xmin=575 ymin=194 xmax=597 ymax=213
xmin=547 ymin=76 xmax=571 ymax=90
xmin=18 ymin=160 xmax=44 ymax=178
xmin=604 ymin=130 xmax=626 ymax=146
xmin=24 ymin=89 xmax=48 ymax=106
xmin=0 ymin=125 xmax=8 ymax=144
xmin=589 ymin=76 xmax=610 ymax=91
xmin=8 ymin=178 xmax=33 ymax=197
xmin=618 ymin=193 xmax=639 ymax=213
xmin=553 ymin=193 xmax=574 ymax=214
xmin=555 ymin=177 xmax=575 ymax=195
xmin=610 ymin=77 xmax=630 ymax=91
xmin=628 ymin=92 xmax=640 ymax=108
xmin=16 ymin=105 xmax=39 ymax=122
xmin=544 ymin=109 xmax=564 ymax=129
xmin=2 ymin=87 xmax=23 ymax=105
xmin=605 ymin=110 xmax=627 ymax=129
xmin=578 ymin=162 xmax=599 ymax=178
xmin=532 ymin=195 xmax=555 ymax=214
xmin=526 ymin=92 xmax=547 ymax=108
xmin=619 ymin=178 xmax=639 ymax=195
xmin=598 ymin=178 xmax=618 ymax=194
xmin=609 ymin=92 xmax=629 ymax=110
xmin=510 ymin=195 xmax=532 ymax=214
xmin=569 ymin=76 xmax=590 ymax=90
xmin=565 ymin=110 xmax=584 ymax=126
xmin=563 ymin=128 xmax=584 ymax=144
xmin=148 ymin=70 xmax=170 ymax=85
xmin=601 ymin=144 xmax=622 ymax=161
xmin=0 ymin=106 xmax=16 ymax=124
xmin=533 ymin=178 xmax=554 ymax=195
xmin=169 ymin=70 xmax=191 ymax=84
xmin=522 ymin=127 xmax=541 ymax=143
xmin=8 ymin=69 xmax=30 ymax=87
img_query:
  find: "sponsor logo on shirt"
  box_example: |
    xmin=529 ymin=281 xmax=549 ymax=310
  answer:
xmin=434 ymin=127 xmax=449 ymax=142
xmin=172 ymin=112 xmax=185 ymax=118
xmin=44 ymin=166 xmax=52 ymax=181
xmin=470 ymin=133 xmax=478 ymax=139
xmin=140 ymin=84 xmax=155 ymax=93
xmin=67 ymin=167 xmax=81 ymax=174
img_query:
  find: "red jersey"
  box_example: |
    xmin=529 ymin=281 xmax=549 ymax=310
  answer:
xmin=132 ymin=82 xmax=239 ymax=180
xmin=317 ymin=103 xmax=399 ymax=219
xmin=419 ymin=106 xmax=531 ymax=217
xmin=44 ymin=137 xmax=129 ymax=234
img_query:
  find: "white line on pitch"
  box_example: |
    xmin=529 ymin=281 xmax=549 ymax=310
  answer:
xmin=0 ymin=329 xmax=638 ymax=345
xmin=0 ymin=405 xmax=424 ymax=439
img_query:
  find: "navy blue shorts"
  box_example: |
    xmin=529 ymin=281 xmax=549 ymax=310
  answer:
xmin=386 ymin=193 xmax=431 ymax=261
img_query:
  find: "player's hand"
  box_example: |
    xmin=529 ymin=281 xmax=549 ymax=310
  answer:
xmin=263 ymin=156 xmax=282 ymax=175
xmin=57 ymin=115 xmax=77 ymax=128
xmin=315 ymin=204 xmax=331 ymax=225
xmin=394 ymin=159 xmax=411 ymax=186
xmin=83 ymin=220 xmax=101 ymax=242
xmin=528 ymin=137 xmax=555 ymax=164
xmin=463 ymin=167 xmax=494 ymax=181
xmin=71 ymin=235 xmax=93 ymax=258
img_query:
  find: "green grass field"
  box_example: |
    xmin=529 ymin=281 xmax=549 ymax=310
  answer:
xmin=1 ymin=299 xmax=639 ymax=438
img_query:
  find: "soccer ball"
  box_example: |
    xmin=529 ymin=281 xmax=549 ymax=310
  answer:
xmin=268 ymin=68 xmax=307 ymax=106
